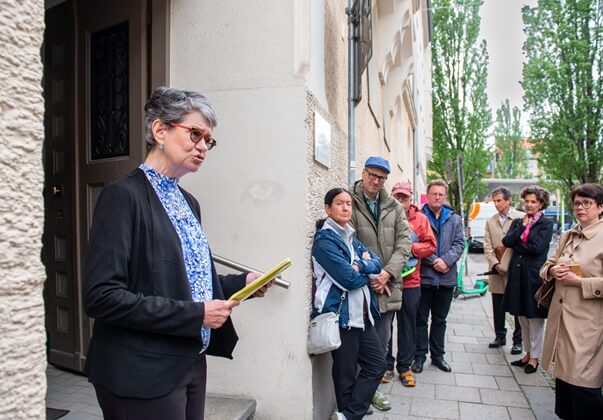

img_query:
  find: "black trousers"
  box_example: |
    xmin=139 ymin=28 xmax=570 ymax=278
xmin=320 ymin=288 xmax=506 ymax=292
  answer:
xmin=331 ymin=324 xmax=386 ymax=420
xmin=492 ymin=292 xmax=522 ymax=344
xmin=387 ymin=287 xmax=421 ymax=373
xmin=94 ymin=356 xmax=207 ymax=420
xmin=415 ymin=286 xmax=454 ymax=362
xmin=555 ymin=378 xmax=603 ymax=420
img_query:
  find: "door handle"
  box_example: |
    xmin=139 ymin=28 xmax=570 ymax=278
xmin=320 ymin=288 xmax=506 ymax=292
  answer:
xmin=53 ymin=185 xmax=63 ymax=196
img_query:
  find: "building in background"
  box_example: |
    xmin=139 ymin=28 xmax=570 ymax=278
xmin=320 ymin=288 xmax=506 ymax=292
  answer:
xmin=0 ymin=1 xmax=432 ymax=418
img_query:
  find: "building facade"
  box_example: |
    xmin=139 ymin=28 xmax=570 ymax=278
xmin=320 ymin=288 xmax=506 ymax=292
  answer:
xmin=0 ymin=0 xmax=432 ymax=418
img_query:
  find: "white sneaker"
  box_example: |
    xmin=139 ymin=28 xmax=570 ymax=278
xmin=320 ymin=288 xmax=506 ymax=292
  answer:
xmin=331 ymin=412 xmax=347 ymax=420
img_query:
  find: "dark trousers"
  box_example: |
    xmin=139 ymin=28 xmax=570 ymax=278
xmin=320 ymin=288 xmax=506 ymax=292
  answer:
xmin=415 ymin=286 xmax=454 ymax=361
xmin=94 ymin=356 xmax=207 ymax=420
xmin=331 ymin=324 xmax=386 ymax=420
xmin=374 ymin=310 xmax=395 ymax=353
xmin=386 ymin=287 xmax=421 ymax=373
xmin=492 ymin=293 xmax=522 ymax=344
xmin=555 ymin=378 xmax=603 ymax=420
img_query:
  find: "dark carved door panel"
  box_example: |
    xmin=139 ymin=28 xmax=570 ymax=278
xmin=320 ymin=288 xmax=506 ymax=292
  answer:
xmin=43 ymin=0 xmax=167 ymax=372
xmin=76 ymin=0 xmax=150 ymax=367
xmin=43 ymin=1 xmax=78 ymax=371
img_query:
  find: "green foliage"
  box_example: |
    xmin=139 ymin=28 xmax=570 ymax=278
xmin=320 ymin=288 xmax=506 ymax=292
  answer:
xmin=523 ymin=0 xmax=603 ymax=191
xmin=494 ymin=99 xmax=530 ymax=178
xmin=429 ymin=0 xmax=492 ymax=217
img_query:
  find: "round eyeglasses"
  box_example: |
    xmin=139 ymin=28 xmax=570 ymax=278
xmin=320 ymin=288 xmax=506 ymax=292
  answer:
xmin=572 ymin=200 xmax=594 ymax=209
xmin=167 ymin=122 xmax=217 ymax=150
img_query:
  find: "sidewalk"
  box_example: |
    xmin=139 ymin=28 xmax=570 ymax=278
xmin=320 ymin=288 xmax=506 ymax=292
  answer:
xmin=373 ymin=253 xmax=556 ymax=420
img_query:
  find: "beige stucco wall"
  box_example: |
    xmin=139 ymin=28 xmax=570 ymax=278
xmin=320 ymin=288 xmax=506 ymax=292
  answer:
xmin=0 ymin=1 xmax=47 ymax=419
xmin=168 ymin=0 xmax=431 ymax=418
xmin=170 ymin=1 xmax=313 ymax=419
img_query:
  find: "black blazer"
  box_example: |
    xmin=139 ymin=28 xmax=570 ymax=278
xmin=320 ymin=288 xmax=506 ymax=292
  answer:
xmin=502 ymin=216 xmax=553 ymax=318
xmin=83 ymin=169 xmax=246 ymax=398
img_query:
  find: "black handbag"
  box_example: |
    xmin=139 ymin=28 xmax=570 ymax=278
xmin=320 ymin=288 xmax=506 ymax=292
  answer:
xmin=535 ymin=280 xmax=555 ymax=309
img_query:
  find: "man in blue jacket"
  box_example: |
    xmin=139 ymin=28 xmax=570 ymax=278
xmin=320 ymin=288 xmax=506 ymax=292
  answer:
xmin=413 ymin=180 xmax=465 ymax=373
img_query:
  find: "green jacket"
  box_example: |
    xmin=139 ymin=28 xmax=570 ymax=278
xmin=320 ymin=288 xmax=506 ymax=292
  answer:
xmin=350 ymin=180 xmax=412 ymax=312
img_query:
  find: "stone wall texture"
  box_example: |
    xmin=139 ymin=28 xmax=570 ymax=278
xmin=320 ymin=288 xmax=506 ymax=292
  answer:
xmin=0 ymin=1 xmax=47 ymax=419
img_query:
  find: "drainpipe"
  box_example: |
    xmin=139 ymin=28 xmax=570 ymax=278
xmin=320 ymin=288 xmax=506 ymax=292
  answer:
xmin=346 ymin=1 xmax=357 ymax=187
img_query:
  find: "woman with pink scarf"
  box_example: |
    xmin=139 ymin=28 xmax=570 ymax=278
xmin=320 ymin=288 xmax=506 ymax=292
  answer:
xmin=501 ymin=185 xmax=553 ymax=374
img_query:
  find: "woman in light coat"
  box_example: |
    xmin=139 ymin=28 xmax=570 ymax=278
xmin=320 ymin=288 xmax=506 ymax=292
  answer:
xmin=540 ymin=183 xmax=603 ymax=420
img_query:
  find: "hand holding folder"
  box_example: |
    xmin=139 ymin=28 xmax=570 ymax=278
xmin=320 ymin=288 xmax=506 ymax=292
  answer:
xmin=229 ymin=258 xmax=292 ymax=301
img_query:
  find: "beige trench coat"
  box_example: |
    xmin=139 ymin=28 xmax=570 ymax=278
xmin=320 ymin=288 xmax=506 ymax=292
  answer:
xmin=540 ymin=218 xmax=603 ymax=388
xmin=483 ymin=208 xmax=524 ymax=294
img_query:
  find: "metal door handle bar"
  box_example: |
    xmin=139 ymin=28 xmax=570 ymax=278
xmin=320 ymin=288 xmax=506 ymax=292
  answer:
xmin=212 ymin=254 xmax=290 ymax=289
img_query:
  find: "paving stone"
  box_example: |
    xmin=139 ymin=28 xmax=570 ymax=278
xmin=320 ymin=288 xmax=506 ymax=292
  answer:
xmin=449 ymin=351 xmax=488 ymax=364
xmin=463 ymin=343 xmax=500 ymax=354
xmin=378 ymin=381 xmax=393 ymax=394
xmin=513 ymin=369 xmax=549 ymax=386
xmin=435 ymin=385 xmax=481 ymax=403
xmin=453 ymin=329 xmax=484 ymax=338
xmin=508 ymin=407 xmax=536 ymax=420
xmin=454 ymin=373 xmax=498 ymax=389
xmin=62 ymin=413 xmax=102 ymax=420
xmin=479 ymin=389 xmax=529 ymax=408
xmin=472 ymin=363 xmax=513 ymax=377
xmin=448 ymin=335 xmax=479 ymax=344
xmin=494 ymin=376 xmax=521 ymax=392
xmin=521 ymin=386 xmax=557 ymax=420
xmin=448 ymin=323 xmax=475 ymax=331
xmin=445 ymin=342 xmax=466 ymax=352
xmin=390 ymin=381 xmax=436 ymax=399
xmin=448 ymin=361 xmax=474 ymax=374
xmin=416 ymin=368 xmax=457 ymax=385
xmin=447 ymin=316 xmax=489 ymax=326
xmin=383 ymin=394 xmax=411 ymax=415
xmin=459 ymin=402 xmax=510 ymax=420
xmin=486 ymin=354 xmax=508 ymax=365
xmin=410 ymin=397 xmax=459 ymax=419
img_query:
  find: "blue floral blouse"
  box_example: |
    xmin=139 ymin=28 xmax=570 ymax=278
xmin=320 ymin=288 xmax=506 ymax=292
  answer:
xmin=140 ymin=163 xmax=213 ymax=352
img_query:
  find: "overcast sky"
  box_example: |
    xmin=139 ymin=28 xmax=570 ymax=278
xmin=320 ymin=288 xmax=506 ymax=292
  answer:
xmin=479 ymin=0 xmax=538 ymax=129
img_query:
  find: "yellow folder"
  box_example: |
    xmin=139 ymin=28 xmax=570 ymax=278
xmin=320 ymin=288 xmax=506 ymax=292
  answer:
xmin=229 ymin=258 xmax=292 ymax=301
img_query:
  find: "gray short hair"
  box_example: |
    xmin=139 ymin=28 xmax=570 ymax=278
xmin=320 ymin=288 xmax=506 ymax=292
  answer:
xmin=490 ymin=186 xmax=512 ymax=201
xmin=520 ymin=185 xmax=550 ymax=209
xmin=427 ymin=179 xmax=448 ymax=193
xmin=144 ymin=87 xmax=217 ymax=149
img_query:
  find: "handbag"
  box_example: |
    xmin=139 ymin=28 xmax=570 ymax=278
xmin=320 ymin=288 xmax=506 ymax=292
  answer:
xmin=534 ymin=232 xmax=571 ymax=309
xmin=498 ymin=248 xmax=513 ymax=273
xmin=307 ymin=292 xmax=346 ymax=355
xmin=535 ymin=280 xmax=555 ymax=309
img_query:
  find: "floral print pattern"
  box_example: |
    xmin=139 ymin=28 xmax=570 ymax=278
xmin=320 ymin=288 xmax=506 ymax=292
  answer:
xmin=140 ymin=163 xmax=213 ymax=352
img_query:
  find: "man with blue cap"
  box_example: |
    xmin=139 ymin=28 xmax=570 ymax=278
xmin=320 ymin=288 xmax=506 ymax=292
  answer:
xmin=350 ymin=156 xmax=411 ymax=412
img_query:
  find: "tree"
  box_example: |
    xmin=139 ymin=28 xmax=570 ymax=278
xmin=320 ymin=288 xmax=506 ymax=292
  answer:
xmin=523 ymin=0 xmax=603 ymax=190
xmin=430 ymin=0 xmax=492 ymax=217
xmin=494 ymin=99 xmax=530 ymax=178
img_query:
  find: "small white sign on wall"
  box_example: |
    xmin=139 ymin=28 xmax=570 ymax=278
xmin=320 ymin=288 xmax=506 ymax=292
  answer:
xmin=314 ymin=111 xmax=331 ymax=168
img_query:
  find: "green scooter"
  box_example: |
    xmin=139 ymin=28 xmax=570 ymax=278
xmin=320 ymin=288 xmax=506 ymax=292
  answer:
xmin=453 ymin=240 xmax=489 ymax=299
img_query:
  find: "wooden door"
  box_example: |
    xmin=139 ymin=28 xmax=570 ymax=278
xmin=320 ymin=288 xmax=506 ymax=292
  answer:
xmin=75 ymin=0 xmax=148 ymax=367
xmin=43 ymin=0 xmax=168 ymax=372
xmin=43 ymin=1 xmax=78 ymax=371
